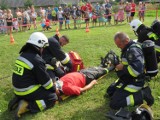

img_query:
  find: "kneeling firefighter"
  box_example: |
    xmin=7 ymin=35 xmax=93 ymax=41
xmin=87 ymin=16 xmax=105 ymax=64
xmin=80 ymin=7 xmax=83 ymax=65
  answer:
xmin=42 ymin=34 xmax=72 ymax=80
xmin=106 ymin=32 xmax=155 ymax=110
xmin=130 ymin=19 xmax=160 ymax=62
xmin=9 ymin=32 xmax=57 ymax=118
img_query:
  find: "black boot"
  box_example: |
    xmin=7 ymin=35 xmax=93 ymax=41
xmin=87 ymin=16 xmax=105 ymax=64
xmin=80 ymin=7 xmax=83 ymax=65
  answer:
xmin=141 ymin=86 xmax=154 ymax=106
xmin=8 ymin=96 xmax=20 ymax=111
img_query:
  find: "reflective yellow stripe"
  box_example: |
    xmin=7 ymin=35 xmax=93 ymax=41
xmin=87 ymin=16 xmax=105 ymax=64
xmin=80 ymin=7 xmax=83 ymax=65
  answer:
xmin=124 ymin=87 xmax=138 ymax=92
xmin=16 ymin=60 xmax=31 ymax=70
xmin=155 ymin=48 xmax=160 ymax=52
xmin=61 ymin=53 xmax=70 ymax=64
xmin=122 ymin=61 xmax=128 ymax=65
xmin=129 ymin=95 xmax=134 ymax=106
xmin=14 ymin=85 xmax=41 ymax=96
xmin=148 ymin=33 xmax=159 ymax=40
xmin=45 ymin=82 xmax=53 ymax=90
xmin=36 ymin=100 xmax=46 ymax=111
xmin=127 ymin=66 xmax=137 ymax=77
xmin=46 ymin=65 xmax=54 ymax=70
xmin=77 ymin=65 xmax=80 ymax=71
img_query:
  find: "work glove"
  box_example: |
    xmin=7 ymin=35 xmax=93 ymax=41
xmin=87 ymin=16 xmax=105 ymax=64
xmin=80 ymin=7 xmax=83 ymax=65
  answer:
xmin=51 ymin=57 xmax=57 ymax=68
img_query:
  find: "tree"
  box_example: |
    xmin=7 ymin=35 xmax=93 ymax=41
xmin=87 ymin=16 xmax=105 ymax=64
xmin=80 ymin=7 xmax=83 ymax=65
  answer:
xmin=0 ymin=0 xmax=8 ymax=10
xmin=24 ymin=0 xmax=33 ymax=8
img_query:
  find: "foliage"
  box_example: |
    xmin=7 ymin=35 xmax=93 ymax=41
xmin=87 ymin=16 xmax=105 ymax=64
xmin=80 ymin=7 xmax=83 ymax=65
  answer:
xmin=0 ymin=0 xmax=8 ymax=10
xmin=24 ymin=0 xmax=33 ymax=8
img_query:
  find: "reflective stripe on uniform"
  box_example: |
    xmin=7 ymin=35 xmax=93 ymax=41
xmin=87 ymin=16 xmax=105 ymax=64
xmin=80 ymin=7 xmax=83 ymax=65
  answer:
xmin=117 ymin=84 xmax=142 ymax=92
xmin=36 ymin=100 xmax=46 ymax=111
xmin=147 ymin=32 xmax=159 ymax=40
xmin=155 ymin=45 xmax=160 ymax=53
xmin=130 ymin=43 xmax=142 ymax=49
xmin=43 ymin=79 xmax=53 ymax=90
xmin=146 ymin=69 xmax=158 ymax=73
xmin=127 ymin=65 xmax=140 ymax=77
xmin=121 ymin=58 xmax=128 ymax=65
xmin=46 ymin=64 xmax=54 ymax=70
xmin=14 ymin=85 xmax=41 ymax=96
xmin=61 ymin=53 xmax=70 ymax=64
xmin=126 ymin=95 xmax=134 ymax=106
xmin=17 ymin=56 xmax=34 ymax=69
xmin=15 ymin=60 xmax=31 ymax=70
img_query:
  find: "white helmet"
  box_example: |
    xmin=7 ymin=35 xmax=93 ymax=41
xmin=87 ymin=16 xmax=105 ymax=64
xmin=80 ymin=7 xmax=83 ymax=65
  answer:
xmin=135 ymin=104 xmax=154 ymax=120
xmin=130 ymin=19 xmax=142 ymax=32
xmin=27 ymin=32 xmax=48 ymax=48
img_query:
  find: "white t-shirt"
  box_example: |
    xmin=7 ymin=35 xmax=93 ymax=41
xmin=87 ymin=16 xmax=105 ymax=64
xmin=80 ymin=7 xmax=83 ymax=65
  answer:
xmin=57 ymin=10 xmax=63 ymax=18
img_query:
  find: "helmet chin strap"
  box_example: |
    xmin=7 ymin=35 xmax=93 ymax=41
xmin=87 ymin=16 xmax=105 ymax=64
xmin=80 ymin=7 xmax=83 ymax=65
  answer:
xmin=134 ymin=31 xmax=138 ymax=36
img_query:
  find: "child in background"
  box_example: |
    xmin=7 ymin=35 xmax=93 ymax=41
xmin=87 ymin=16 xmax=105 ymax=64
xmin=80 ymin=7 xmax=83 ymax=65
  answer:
xmin=41 ymin=15 xmax=46 ymax=31
xmin=12 ymin=18 xmax=18 ymax=32
xmin=98 ymin=7 xmax=105 ymax=26
xmin=114 ymin=11 xmax=118 ymax=25
xmin=64 ymin=12 xmax=70 ymax=29
xmin=45 ymin=19 xmax=52 ymax=30
xmin=92 ymin=12 xmax=97 ymax=27
xmin=22 ymin=14 xmax=27 ymax=32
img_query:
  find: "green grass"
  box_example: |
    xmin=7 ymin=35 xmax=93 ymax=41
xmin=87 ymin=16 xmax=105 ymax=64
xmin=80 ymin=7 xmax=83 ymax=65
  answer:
xmin=0 ymin=16 xmax=160 ymax=120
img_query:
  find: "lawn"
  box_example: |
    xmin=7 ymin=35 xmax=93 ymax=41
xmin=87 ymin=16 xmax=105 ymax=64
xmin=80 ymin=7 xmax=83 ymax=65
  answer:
xmin=0 ymin=16 xmax=160 ymax=120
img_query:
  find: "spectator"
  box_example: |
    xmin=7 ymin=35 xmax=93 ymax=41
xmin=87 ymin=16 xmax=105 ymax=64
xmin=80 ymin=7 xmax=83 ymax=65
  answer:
xmin=22 ymin=13 xmax=27 ymax=32
xmin=118 ymin=1 xmax=125 ymax=23
xmin=105 ymin=0 xmax=112 ymax=25
xmin=139 ymin=2 xmax=146 ymax=22
xmin=6 ymin=9 xmax=13 ymax=35
xmin=95 ymin=3 xmax=100 ymax=13
xmin=57 ymin=6 xmax=64 ymax=30
xmin=84 ymin=7 xmax=90 ymax=28
xmin=47 ymin=7 xmax=52 ymax=22
xmin=16 ymin=8 xmax=22 ymax=31
xmin=130 ymin=0 xmax=136 ymax=22
xmin=92 ymin=12 xmax=97 ymax=27
xmin=13 ymin=18 xmax=18 ymax=32
xmin=0 ymin=10 xmax=5 ymax=34
xmin=31 ymin=6 xmax=37 ymax=30
xmin=81 ymin=3 xmax=86 ymax=18
xmin=124 ymin=2 xmax=131 ymax=23
xmin=51 ymin=6 xmax=57 ymax=25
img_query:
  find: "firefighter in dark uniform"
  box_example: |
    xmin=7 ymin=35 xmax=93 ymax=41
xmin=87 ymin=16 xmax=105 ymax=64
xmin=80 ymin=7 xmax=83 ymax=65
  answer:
xmin=9 ymin=32 xmax=57 ymax=118
xmin=42 ymin=34 xmax=72 ymax=80
xmin=130 ymin=19 xmax=160 ymax=62
xmin=106 ymin=32 xmax=154 ymax=110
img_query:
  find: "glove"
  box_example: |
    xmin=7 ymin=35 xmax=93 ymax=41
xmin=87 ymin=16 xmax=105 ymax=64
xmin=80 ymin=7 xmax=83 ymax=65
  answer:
xmin=62 ymin=60 xmax=72 ymax=72
xmin=51 ymin=58 xmax=57 ymax=68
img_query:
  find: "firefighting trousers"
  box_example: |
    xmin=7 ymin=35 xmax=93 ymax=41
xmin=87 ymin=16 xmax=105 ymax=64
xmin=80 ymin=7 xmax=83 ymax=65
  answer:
xmin=16 ymin=87 xmax=57 ymax=113
xmin=107 ymin=86 xmax=143 ymax=110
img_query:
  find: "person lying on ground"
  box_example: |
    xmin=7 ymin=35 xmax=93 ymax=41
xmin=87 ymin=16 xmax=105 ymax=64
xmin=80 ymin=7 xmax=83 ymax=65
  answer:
xmin=55 ymin=66 xmax=114 ymax=97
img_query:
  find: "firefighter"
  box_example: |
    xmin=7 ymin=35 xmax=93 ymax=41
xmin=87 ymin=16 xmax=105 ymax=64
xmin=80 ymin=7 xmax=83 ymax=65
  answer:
xmin=42 ymin=34 xmax=72 ymax=80
xmin=9 ymin=32 xmax=57 ymax=118
xmin=106 ymin=32 xmax=154 ymax=110
xmin=130 ymin=19 xmax=160 ymax=62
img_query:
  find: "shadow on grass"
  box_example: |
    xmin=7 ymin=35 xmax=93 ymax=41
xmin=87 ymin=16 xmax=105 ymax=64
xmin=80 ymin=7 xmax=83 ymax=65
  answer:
xmin=70 ymin=97 xmax=111 ymax=120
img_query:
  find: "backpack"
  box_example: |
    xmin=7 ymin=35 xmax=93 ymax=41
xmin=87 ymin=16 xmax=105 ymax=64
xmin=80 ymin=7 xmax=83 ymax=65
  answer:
xmin=151 ymin=19 xmax=160 ymax=37
xmin=68 ymin=51 xmax=84 ymax=72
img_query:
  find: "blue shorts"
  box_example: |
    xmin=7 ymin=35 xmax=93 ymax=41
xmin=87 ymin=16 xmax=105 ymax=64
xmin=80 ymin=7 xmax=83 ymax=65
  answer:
xmin=66 ymin=20 xmax=70 ymax=24
xmin=59 ymin=18 xmax=63 ymax=24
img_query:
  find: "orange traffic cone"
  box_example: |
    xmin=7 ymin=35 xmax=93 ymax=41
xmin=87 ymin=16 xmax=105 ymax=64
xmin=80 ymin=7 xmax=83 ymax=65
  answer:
xmin=56 ymin=27 xmax=60 ymax=36
xmin=86 ymin=26 xmax=90 ymax=33
xmin=10 ymin=34 xmax=15 ymax=44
